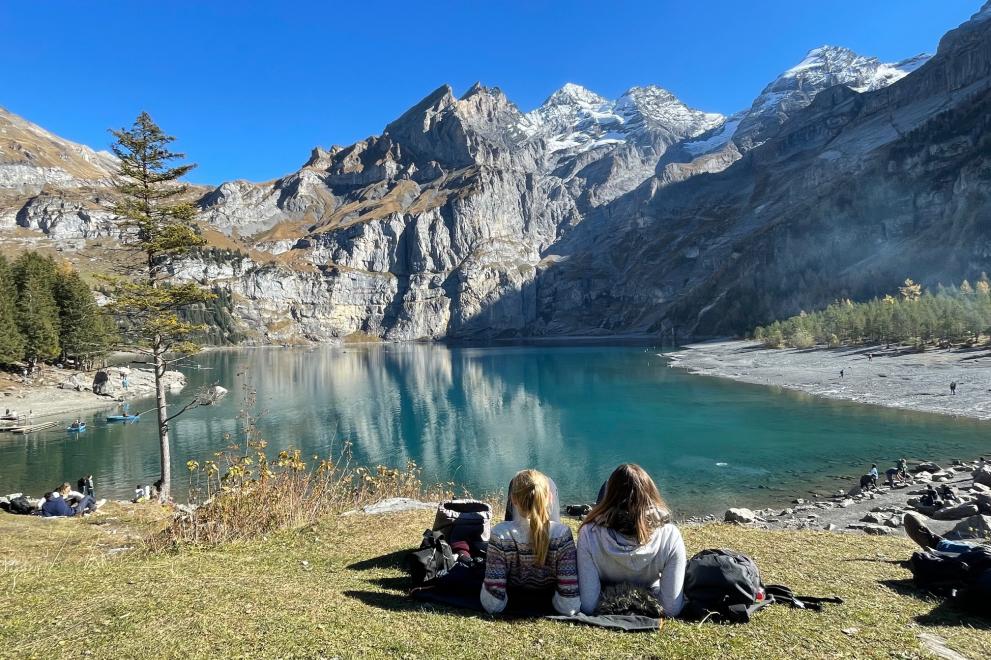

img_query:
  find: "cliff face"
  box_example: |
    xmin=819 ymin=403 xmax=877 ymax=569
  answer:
xmin=532 ymin=2 xmax=991 ymax=339
xmin=187 ymin=81 xmax=721 ymax=341
xmin=1 ymin=4 xmax=988 ymax=343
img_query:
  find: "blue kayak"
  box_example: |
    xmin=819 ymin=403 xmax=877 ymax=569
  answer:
xmin=106 ymin=415 xmax=140 ymax=423
xmin=67 ymin=423 xmax=86 ymax=432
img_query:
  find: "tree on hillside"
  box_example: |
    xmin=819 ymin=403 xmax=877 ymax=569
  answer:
xmin=0 ymin=255 xmax=25 ymax=365
xmin=13 ymin=252 xmax=60 ymax=369
xmin=55 ymin=266 xmax=114 ymax=368
xmin=109 ymin=112 xmax=214 ymax=503
xmin=899 ymin=278 xmax=922 ymax=302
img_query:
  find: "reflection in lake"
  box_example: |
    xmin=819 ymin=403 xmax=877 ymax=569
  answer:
xmin=2 ymin=344 xmax=989 ymax=515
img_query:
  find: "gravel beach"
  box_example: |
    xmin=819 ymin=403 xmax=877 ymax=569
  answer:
xmin=668 ymin=340 xmax=991 ymax=420
xmin=0 ymin=364 xmax=186 ymax=422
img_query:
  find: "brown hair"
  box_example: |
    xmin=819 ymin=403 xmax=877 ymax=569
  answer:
xmin=510 ymin=469 xmax=553 ymax=566
xmin=581 ymin=464 xmax=670 ymax=545
xmin=58 ymin=482 xmax=72 ymax=495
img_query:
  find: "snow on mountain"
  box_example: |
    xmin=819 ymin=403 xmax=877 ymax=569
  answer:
xmin=749 ymin=46 xmax=930 ymax=117
xmin=675 ymin=46 xmax=932 ymax=159
xmin=681 ymin=113 xmax=744 ymax=156
xmin=521 ymin=83 xmax=723 ymax=156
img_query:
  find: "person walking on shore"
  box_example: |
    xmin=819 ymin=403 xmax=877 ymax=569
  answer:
xmin=840 ymin=369 xmax=844 ymax=378
xmin=950 ymin=381 xmax=957 ymax=396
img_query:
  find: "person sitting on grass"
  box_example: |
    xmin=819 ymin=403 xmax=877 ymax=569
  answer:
xmin=577 ymin=464 xmax=686 ymax=617
xmin=480 ymin=470 xmax=580 ymax=616
xmin=41 ymin=483 xmax=97 ymax=517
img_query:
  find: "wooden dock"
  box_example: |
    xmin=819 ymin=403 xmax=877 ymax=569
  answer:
xmin=8 ymin=420 xmax=60 ymax=434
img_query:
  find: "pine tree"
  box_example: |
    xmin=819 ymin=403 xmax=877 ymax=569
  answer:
xmin=54 ymin=265 xmax=113 ymax=367
xmin=108 ymin=112 xmax=213 ymax=503
xmin=13 ymin=252 xmax=60 ymax=368
xmin=899 ymin=278 xmax=922 ymax=301
xmin=0 ymin=255 xmax=25 ymax=365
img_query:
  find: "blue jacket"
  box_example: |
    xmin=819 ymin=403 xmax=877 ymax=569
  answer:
xmin=41 ymin=496 xmax=75 ymax=517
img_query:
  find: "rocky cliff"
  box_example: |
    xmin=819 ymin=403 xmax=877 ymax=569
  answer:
xmin=2 ymin=3 xmax=988 ymax=343
xmin=533 ymin=2 xmax=991 ymax=339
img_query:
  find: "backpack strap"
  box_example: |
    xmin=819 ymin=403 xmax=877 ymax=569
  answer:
xmin=765 ymin=584 xmax=843 ymax=611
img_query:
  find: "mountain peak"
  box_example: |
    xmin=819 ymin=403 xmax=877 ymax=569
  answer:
xmin=543 ymin=83 xmax=607 ymax=107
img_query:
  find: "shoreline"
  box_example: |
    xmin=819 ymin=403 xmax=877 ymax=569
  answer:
xmin=667 ymin=339 xmax=991 ymax=421
xmin=668 ymin=339 xmax=991 ymax=537
xmin=0 ymin=364 xmax=186 ymax=424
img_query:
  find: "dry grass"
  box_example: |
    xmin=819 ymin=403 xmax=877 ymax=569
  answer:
xmin=2 ymin=506 xmax=990 ymax=659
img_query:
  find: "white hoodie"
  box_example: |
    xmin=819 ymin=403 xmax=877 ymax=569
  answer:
xmin=576 ymin=522 xmax=686 ymax=616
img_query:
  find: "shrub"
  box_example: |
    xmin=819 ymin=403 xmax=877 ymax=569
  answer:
xmin=149 ymin=386 xmax=463 ymax=549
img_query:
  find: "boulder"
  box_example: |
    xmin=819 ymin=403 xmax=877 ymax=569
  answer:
xmin=971 ymin=483 xmax=991 ymax=494
xmin=947 ymin=515 xmax=991 ymax=540
xmin=913 ymin=462 xmax=941 ymax=474
xmin=362 ymin=498 xmax=436 ymax=515
xmin=838 ymin=498 xmax=856 ymax=508
xmin=861 ymin=513 xmax=885 ymax=524
xmin=884 ymin=515 xmax=904 ymax=528
xmin=974 ymin=466 xmax=991 ymax=488
xmin=931 ymin=503 xmax=980 ymax=521
xmin=779 ymin=508 xmax=794 ymax=516
xmin=824 ymin=523 xmax=839 ymax=532
xmin=725 ymin=508 xmax=756 ymax=524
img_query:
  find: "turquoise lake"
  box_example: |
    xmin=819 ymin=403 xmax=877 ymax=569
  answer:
xmin=2 ymin=344 xmax=990 ymax=515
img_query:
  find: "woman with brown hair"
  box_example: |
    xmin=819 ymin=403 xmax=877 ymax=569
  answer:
xmin=577 ymin=464 xmax=686 ymax=616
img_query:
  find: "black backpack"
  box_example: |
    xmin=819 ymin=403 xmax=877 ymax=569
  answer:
xmin=6 ymin=495 xmax=35 ymax=516
xmin=405 ymin=529 xmax=486 ymax=594
xmin=684 ymin=548 xmax=842 ymax=623
xmin=910 ymin=545 xmax=991 ymax=617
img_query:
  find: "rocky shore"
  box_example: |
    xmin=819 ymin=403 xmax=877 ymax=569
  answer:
xmin=712 ymin=459 xmax=991 ymax=541
xmin=0 ymin=364 xmax=186 ymax=421
xmin=667 ymin=340 xmax=991 ymax=420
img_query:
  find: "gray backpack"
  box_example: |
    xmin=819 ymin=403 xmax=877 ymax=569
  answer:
xmin=432 ymin=499 xmax=492 ymax=543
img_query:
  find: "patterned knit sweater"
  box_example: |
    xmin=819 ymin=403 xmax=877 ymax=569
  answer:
xmin=480 ymin=519 xmax=580 ymax=615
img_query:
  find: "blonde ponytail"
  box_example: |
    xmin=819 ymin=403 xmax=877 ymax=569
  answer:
xmin=510 ymin=470 xmax=552 ymax=566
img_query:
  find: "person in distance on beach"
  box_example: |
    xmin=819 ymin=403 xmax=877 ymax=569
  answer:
xmin=577 ymin=464 xmax=686 ymax=617
xmin=950 ymin=381 xmax=957 ymax=395
xmin=886 ymin=465 xmax=904 ymax=487
xmin=481 ymin=470 xmax=579 ymax=616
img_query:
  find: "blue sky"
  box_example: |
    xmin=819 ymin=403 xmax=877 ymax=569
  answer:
xmin=0 ymin=1 xmax=979 ymax=184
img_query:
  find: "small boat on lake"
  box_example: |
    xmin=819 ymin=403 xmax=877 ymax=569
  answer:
xmin=106 ymin=415 xmax=140 ymax=423
xmin=67 ymin=422 xmax=86 ymax=433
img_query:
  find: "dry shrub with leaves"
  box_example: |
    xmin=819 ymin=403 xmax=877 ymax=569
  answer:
xmin=150 ymin=384 xmax=463 ymax=549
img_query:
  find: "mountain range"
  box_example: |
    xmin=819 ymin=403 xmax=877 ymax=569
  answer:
xmin=1 ymin=1 xmax=989 ymax=343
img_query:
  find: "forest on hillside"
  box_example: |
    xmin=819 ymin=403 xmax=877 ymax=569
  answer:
xmin=0 ymin=252 xmax=115 ymax=369
xmin=753 ymin=277 xmax=991 ymax=349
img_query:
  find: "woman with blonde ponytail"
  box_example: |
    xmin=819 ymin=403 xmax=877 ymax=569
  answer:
xmin=480 ymin=470 xmax=580 ymax=615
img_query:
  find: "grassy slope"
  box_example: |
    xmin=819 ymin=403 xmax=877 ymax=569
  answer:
xmin=1 ymin=505 xmax=989 ymax=659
